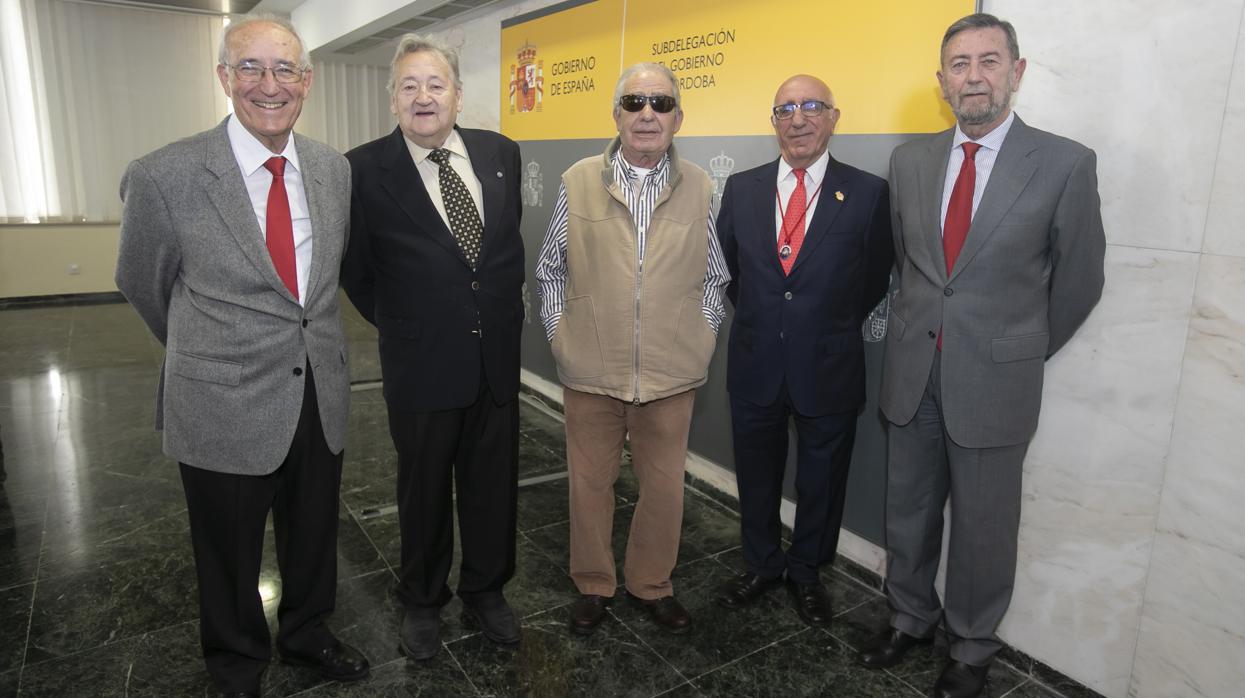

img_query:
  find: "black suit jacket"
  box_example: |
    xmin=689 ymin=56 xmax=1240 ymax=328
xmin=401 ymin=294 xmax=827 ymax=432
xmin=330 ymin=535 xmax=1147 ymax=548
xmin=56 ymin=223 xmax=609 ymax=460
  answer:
xmin=717 ymin=156 xmax=893 ymax=416
xmin=342 ymin=126 xmax=525 ymax=411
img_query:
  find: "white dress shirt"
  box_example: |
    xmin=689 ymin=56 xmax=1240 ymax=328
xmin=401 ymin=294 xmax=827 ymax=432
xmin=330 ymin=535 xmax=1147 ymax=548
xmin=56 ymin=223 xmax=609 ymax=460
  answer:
xmin=226 ymin=115 xmax=312 ymax=304
xmin=939 ymin=110 xmax=1016 ymax=235
xmin=775 ymin=150 xmax=830 ymax=242
xmin=403 ymin=129 xmax=485 ymax=229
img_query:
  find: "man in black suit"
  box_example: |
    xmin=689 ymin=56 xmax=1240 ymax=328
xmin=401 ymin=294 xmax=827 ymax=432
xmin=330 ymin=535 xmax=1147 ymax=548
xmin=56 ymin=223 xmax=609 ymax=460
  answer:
xmin=340 ymin=34 xmax=525 ymax=661
xmin=714 ymin=74 xmax=892 ymax=626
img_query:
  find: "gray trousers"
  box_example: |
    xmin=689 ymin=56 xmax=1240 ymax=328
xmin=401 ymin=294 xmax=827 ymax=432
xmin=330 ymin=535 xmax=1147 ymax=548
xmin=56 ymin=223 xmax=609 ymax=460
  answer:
xmin=884 ymin=351 xmax=1028 ymax=665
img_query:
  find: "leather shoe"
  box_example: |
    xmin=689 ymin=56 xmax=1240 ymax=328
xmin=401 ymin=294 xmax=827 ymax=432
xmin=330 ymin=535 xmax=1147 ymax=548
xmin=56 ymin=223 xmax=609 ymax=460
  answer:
xmin=280 ymin=640 xmax=369 ymax=682
xmin=631 ymin=594 xmax=691 ymax=634
xmin=715 ymin=572 xmax=782 ymax=609
xmin=933 ymin=660 xmax=990 ymax=698
xmin=857 ymin=627 xmax=932 ymax=668
xmin=399 ymin=610 xmax=442 ymax=660
xmin=461 ymin=594 xmax=521 ymax=644
xmin=786 ymin=580 xmax=833 ymax=627
xmin=569 ymin=594 xmax=612 ymax=635
xmin=217 ymin=692 xmax=259 ymax=698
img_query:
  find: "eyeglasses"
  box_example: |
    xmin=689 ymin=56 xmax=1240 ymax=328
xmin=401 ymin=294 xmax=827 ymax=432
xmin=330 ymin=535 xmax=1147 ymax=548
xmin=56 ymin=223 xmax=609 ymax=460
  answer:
xmin=618 ymin=94 xmax=678 ymax=113
xmin=772 ymin=100 xmax=834 ymax=120
xmin=226 ymin=62 xmax=306 ymax=84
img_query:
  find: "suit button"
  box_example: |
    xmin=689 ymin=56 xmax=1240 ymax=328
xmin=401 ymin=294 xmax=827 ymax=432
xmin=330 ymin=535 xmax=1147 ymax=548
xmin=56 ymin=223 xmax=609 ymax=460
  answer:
xmin=784 ymin=291 xmax=793 ymax=300
xmin=293 ymin=367 xmax=303 ymax=376
xmin=779 ymin=331 xmax=785 ymax=340
xmin=471 ymin=281 xmax=480 ymax=291
xmin=301 ymin=319 xmax=308 ymax=327
xmin=928 ymin=330 xmax=936 ymax=339
xmin=944 ymin=288 xmax=954 ymax=297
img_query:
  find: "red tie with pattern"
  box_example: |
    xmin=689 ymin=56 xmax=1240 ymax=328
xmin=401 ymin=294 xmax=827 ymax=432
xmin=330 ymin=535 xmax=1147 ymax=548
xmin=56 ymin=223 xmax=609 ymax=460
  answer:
xmin=938 ymin=142 xmax=981 ymax=350
xmin=779 ymin=168 xmax=807 ymax=275
xmin=263 ymin=156 xmax=298 ymax=300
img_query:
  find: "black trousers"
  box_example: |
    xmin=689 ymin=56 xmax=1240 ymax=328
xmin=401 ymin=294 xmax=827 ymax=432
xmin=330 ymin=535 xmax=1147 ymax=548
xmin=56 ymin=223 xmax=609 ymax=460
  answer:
xmin=179 ymin=367 xmax=342 ymax=693
xmin=730 ymin=383 xmax=858 ymax=586
xmin=386 ymin=380 xmax=518 ymax=612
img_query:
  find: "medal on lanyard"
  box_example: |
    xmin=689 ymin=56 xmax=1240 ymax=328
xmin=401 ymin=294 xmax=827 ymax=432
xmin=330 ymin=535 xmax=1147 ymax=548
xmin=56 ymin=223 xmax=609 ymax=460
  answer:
xmin=775 ymin=178 xmax=825 ymax=259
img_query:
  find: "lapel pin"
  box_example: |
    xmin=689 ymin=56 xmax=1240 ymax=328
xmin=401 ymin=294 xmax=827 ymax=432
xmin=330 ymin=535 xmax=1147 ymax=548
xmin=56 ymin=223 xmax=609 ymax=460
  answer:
xmin=835 ymin=190 xmax=844 ymax=201
xmin=496 ymin=171 xmax=504 ymax=178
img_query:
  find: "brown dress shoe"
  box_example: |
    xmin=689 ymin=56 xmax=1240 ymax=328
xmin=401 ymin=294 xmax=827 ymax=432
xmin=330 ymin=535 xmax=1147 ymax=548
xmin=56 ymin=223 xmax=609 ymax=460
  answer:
xmin=934 ymin=660 xmax=990 ymax=697
xmin=631 ymin=594 xmax=691 ymax=634
xmin=569 ymin=594 xmax=612 ymax=635
xmin=857 ymin=626 xmax=932 ymax=668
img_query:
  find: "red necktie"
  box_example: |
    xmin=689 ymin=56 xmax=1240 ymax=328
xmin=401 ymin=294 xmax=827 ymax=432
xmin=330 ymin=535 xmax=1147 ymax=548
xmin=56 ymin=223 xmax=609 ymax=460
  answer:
xmin=263 ymin=156 xmax=298 ymax=300
xmin=938 ymin=142 xmax=981 ymax=350
xmin=779 ymin=168 xmax=807 ymax=275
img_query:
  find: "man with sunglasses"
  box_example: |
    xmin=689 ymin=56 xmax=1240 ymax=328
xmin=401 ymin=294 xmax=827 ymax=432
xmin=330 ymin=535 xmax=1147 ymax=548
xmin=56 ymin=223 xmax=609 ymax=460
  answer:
xmin=535 ymin=62 xmax=729 ymax=637
xmin=714 ymin=75 xmax=893 ymax=627
xmin=115 ymin=14 xmax=368 ymax=695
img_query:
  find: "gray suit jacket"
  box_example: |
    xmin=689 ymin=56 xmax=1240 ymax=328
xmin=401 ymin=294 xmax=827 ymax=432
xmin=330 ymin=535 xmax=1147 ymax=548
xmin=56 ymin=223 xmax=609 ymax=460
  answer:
xmin=116 ymin=119 xmax=352 ymax=474
xmin=879 ymin=116 xmax=1105 ymax=448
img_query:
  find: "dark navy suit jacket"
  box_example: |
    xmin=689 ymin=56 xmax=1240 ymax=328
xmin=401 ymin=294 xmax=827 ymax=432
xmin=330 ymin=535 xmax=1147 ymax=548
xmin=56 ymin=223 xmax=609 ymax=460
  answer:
xmin=341 ymin=126 xmax=525 ymax=412
xmin=717 ymin=155 xmax=893 ymax=416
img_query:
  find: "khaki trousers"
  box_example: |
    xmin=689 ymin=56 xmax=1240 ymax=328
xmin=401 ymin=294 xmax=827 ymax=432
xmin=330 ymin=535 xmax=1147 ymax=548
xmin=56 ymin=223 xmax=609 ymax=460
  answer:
xmin=564 ymin=387 xmax=696 ymax=600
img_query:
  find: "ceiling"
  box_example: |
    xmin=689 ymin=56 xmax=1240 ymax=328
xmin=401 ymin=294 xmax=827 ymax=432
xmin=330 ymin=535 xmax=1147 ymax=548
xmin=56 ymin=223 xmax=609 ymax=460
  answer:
xmin=86 ymin=0 xmax=504 ymax=64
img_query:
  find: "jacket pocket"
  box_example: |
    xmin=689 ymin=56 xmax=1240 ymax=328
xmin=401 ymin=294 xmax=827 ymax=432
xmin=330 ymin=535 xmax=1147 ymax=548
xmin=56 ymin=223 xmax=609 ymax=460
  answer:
xmin=819 ymin=330 xmax=859 ymax=355
xmin=169 ymin=351 xmax=242 ymax=386
xmin=991 ymin=332 xmax=1049 ymax=363
xmin=666 ymin=296 xmax=715 ymax=379
xmin=377 ymin=313 xmax=421 ymax=340
xmin=551 ymin=295 xmax=605 ymax=379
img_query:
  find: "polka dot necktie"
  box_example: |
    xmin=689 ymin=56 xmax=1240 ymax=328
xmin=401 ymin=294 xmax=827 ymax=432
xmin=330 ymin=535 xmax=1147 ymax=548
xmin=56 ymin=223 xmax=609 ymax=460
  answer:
xmin=428 ymin=148 xmax=483 ymax=269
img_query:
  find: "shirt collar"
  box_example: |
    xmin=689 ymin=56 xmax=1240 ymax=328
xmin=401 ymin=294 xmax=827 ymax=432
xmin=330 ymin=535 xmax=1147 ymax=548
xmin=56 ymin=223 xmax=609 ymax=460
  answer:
xmin=226 ymin=114 xmax=301 ymax=176
xmin=404 ymin=128 xmax=467 ymax=166
xmin=610 ymin=147 xmax=669 ymax=185
xmin=952 ymin=110 xmax=1016 ymax=153
xmin=777 ymin=149 xmax=830 ymax=186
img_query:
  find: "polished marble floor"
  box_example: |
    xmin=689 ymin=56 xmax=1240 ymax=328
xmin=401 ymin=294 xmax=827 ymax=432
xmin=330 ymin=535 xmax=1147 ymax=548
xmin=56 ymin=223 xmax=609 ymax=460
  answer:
xmin=0 ymin=298 xmax=1091 ymax=697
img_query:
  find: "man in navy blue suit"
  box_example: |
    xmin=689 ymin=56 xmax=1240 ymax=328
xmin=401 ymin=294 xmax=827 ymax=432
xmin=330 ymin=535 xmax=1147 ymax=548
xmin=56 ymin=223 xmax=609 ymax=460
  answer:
xmin=714 ymin=74 xmax=893 ymax=626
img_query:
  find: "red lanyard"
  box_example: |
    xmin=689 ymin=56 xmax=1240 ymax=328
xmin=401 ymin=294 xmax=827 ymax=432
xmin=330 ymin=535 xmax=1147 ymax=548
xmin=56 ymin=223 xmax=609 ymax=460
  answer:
xmin=774 ymin=176 xmax=825 ymax=249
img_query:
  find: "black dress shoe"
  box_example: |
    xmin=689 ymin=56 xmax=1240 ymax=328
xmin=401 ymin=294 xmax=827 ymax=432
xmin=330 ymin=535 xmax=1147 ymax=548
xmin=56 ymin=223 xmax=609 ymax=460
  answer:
xmin=715 ymin=572 xmax=782 ymax=609
xmin=631 ymin=594 xmax=691 ymax=634
xmin=786 ymin=580 xmax=833 ymax=627
xmin=280 ymin=640 xmax=369 ymax=682
xmin=569 ymin=594 xmax=612 ymax=635
xmin=461 ymin=594 xmax=521 ymax=644
xmin=933 ymin=660 xmax=989 ymax=698
xmin=399 ymin=610 xmax=442 ymax=660
xmin=857 ymin=627 xmax=932 ymax=668
xmin=217 ymin=692 xmax=260 ymax=698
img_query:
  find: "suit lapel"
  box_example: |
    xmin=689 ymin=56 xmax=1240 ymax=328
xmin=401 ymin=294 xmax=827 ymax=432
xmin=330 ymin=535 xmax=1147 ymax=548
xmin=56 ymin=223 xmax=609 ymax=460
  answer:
xmin=749 ymin=160 xmax=784 ymax=275
xmin=949 ymin=118 xmax=1038 ymax=281
xmin=203 ymin=123 xmax=297 ymax=302
xmin=462 ymin=128 xmax=503 ymax=263
xmin=789 ymin=156 xmax=848 ymax=276
xmin=296 ymin=133 xmax=329 ymax=302
xmin=376 ymin=127 xmax=470 ymax=266
xmin=918 ymin=129 xmax=954 ymax=280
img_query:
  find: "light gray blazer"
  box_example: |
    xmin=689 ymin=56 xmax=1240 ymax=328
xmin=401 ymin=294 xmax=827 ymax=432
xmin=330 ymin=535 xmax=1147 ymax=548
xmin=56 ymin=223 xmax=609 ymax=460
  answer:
xmin=116 ymin=119 xmax=352 ymax=474
xmin=879 ymin=116 xmax=1106 ymax=448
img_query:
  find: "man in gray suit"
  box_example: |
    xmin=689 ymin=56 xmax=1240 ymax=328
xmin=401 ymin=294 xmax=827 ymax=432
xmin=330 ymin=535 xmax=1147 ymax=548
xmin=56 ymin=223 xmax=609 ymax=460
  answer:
xmin=115 ymin=14 xmax=368 ymax=696
xmin=858 ymin=13 xmax=1105 ymax=698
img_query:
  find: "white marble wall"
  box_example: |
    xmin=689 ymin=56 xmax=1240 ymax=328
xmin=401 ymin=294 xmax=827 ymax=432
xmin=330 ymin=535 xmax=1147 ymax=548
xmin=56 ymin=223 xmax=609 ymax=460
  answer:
xmin=994 ymin=1 xmax=1245 ymax=695
xmin=408 ymin=0 xmax=1245 ymax=694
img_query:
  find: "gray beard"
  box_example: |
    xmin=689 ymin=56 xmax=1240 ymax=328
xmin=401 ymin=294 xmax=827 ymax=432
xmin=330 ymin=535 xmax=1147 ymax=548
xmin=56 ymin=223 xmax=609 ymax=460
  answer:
xmin=954 ymin=96 xmax=1008 ymax=125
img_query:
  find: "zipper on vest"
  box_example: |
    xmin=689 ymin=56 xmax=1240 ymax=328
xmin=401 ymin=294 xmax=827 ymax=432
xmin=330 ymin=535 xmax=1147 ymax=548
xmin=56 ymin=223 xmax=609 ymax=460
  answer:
xmin=632 ymin=253 xmax=644 ymax=404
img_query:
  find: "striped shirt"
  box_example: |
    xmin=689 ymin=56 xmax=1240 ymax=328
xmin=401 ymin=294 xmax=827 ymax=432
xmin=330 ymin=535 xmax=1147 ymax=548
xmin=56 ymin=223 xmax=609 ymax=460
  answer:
xmin=534 ymin=149 xmax=730 ymax=341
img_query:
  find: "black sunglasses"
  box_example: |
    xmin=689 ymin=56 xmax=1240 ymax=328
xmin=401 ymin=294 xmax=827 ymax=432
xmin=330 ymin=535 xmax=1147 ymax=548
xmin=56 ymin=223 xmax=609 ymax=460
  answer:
xmin=618 ymin=94 xmax=678 ymax=113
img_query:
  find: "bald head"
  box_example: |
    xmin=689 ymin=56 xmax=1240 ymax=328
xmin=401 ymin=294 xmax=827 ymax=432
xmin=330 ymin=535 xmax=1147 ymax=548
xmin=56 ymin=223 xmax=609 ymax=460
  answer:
xmin=771 ymin=74 xmax=839 ymax=169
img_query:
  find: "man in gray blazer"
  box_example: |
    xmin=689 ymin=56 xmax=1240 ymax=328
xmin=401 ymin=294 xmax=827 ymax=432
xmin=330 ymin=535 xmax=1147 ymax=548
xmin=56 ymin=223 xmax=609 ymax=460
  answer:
xmin=115 ymin=14 xmax=368 ymax=696
xmin=858 ymin=13 xmax=1106 ymax=698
